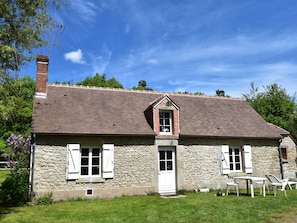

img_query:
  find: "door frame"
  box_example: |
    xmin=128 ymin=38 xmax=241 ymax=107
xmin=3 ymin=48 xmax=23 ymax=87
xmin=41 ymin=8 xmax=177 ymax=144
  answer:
xmin=158 ymin=147 xmax=176 ymax=195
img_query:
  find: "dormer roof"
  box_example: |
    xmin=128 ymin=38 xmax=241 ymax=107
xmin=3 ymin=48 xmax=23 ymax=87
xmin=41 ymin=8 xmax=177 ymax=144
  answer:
xmin=150 ymin=94 xmax=179 ymax=110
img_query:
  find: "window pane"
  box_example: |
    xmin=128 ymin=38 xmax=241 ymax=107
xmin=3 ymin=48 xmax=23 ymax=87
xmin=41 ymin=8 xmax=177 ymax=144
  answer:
xmin=167 ymin=151 xmax=172 ymax=160
xmin=93 ymin=148 xmax=100 ymax=156
xmin=164 ymin=112 xmax=170 ymax=118
xmin=92 ymin=158 xmax=99 ymax=165
xmin=230 ymin=164 xmax=234 ymax=171
xmin=282 ymin=148 xmax=287 ymax=160
xmin=160 ymin=151 xmax=165 ymax=160
xmin=81 ymin=158 xmax=88 ymax=165
xmin=92 ymin=167 xmax=99 ymax=175
xmin=167 ymin=161 xmax=173 ymax=170
xmin=229 ymin=155 xmax=233 ymax=162
xmin=235 ymin=149 xmax=240 ymax=155
xmin=81 ymin=148 xmax=89 ymax=156
xmin=235 ymin=156 xmax=240 ymax=162
xmin=235 ymin=163 xmax=241 ymax=170
xmin=81 ymin=167 xmax=88 ymax=175
xmin=165 ymin=119 xmax=170 ymax=125
xmin=160 ymin=161 xmax=165 ymax=170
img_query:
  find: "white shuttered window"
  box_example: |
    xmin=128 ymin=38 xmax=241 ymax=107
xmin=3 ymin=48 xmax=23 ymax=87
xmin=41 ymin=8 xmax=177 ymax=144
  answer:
xmin=66 ymin=143 xmax=114 ymax=180
xmin=221 ymin=144 xmax=253 ymax=174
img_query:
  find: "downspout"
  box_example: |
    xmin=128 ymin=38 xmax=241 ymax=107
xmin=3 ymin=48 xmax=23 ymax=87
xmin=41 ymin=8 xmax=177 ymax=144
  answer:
xmin=29 ymin=133 xmax=36 ymax=202
xmin=278 ymin=138 xmax=284 ymax=179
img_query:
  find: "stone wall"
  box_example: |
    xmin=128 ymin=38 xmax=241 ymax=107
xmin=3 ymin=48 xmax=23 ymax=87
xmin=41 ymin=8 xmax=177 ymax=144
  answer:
xmin=175 ymin=138 xmax=288 ymax=190
xmin=32 ymin=135 xmax=157 ymax=201
xmin=281 ymin=136 xmax=297 ymax=179
xmin=31 ymin=135 xmax=296 ymax=201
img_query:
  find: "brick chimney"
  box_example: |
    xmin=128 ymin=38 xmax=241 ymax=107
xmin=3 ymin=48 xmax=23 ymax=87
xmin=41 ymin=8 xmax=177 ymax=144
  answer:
xmin=35 ymin=55 xmax=49 ymax=98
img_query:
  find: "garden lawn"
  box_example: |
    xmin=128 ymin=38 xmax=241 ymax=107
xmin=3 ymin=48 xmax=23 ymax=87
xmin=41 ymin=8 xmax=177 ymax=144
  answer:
xmin=1 ymin=189 xmax=297 ymax=223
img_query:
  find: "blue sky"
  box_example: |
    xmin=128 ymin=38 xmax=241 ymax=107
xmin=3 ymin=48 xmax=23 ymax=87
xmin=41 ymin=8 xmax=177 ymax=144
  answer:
xmin=24 ymin=0 xmax=297 ymax=98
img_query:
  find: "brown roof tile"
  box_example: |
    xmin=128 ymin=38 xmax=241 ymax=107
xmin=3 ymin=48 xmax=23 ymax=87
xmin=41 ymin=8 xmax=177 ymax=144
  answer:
xmin=31 ymin=84 xmax=285 ymax=139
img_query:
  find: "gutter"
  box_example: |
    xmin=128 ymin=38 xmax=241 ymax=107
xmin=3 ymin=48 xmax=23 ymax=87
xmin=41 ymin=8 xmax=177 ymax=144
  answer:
xmin=278 ymin=138 xmax=284 ymax=179
xmin=29 ymin=133 xmax=36 ymax=202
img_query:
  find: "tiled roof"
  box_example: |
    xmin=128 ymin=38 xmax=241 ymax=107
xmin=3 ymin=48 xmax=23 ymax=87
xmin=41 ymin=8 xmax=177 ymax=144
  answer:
xmin=32 ymin=84 xmax=286 ymax=139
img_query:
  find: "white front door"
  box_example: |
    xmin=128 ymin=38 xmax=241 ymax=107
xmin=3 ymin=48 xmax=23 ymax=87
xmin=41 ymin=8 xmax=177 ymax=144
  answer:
xmin=158 ymin=147 xmax=176 ymax=195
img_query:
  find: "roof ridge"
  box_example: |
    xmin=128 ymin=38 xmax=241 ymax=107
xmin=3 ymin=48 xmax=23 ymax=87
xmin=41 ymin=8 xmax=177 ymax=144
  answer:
xmin=48 ymin=83 xmax=244 ymax=101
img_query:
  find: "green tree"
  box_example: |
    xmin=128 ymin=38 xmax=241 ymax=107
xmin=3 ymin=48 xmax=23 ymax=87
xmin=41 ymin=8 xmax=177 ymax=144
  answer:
xmin=216 ymin=89 xmax=230 ymax=97
xmin=0 ymin=76 xmax=35 ymax=150
xmin=243 ymin=82 xmax=297 ymax=140
xmin=0 ymin=0 xmax=66 ymax=82
xmin=216 ymin=89 xmax=225 ymax=96
xmin=76 ymin=73 xmax=123 ymax=88
xmin=132 ymin=80 xmax=153 ymax=91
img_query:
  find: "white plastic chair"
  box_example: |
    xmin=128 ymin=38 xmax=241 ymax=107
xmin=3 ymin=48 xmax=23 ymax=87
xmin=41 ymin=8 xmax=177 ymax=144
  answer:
xmin=256 ymin=181 xmax=270 ymax=195
xmin=226 ymin=181 xmax=239 ymax=196
xmin=288 ymin=180 xmax=297 ymax=190
xmin=265 ymin=174 xmax=288 ymax=197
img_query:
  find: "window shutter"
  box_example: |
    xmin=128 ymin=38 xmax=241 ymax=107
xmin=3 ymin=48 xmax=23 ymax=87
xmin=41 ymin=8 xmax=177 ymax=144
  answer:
xmin=66 ymin=144 xmax=80 ymax=180
xmin=221 ymin=145 xmax=230 ymax=175
xmin=102 ymin=144 xmax=114 ymax=178
xmin=244 ymin=145 xmax=253 ymax=173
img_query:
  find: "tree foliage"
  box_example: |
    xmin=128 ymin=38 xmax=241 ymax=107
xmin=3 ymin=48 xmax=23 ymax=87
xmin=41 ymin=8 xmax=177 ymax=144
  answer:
xmin=132 ymin=80 xmax=153 ymax=91
xmin=0 ymin=76 xmax=35 ymax=150
xmin=216 ymin=89 xmax=230 ymax=97
xmin=243 ymin=82 xmax=297 ymax=140
xmin=0 ymin=0 xmax=66 ymax=82
xmin=76 ymin=73 xmax=123 ymax=88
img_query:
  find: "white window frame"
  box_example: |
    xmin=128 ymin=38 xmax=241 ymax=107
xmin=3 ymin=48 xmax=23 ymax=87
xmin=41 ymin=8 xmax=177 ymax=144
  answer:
xmin=159 ymin=110 xmax=172 ymax=134
xmin=229 ymin=147 xmax=242 ymax=172
xmin=80 ymin=147 xmax=102 ymax=178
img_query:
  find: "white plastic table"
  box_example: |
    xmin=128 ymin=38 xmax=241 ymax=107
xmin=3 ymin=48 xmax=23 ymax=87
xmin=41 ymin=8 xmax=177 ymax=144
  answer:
xmin=233 ymin=176 xmax=266 ymax=198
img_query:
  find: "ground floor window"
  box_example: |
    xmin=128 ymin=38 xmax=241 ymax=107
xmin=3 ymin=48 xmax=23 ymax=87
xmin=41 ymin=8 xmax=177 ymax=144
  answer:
xmin=222 ymin=145 xmax=252 ymax=174
xmin=80 ymin=148 xmax=101 ymax=177
xmin=281 ymin=146 xmax=288 ymax=162
xmin=67 ymin=144 xmax=114 ymax=180
xmin=229 ymin=147 xmax=242 ymax=172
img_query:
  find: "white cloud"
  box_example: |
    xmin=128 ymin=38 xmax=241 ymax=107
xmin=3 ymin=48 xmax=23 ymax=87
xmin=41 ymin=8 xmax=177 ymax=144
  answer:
xmin=146 ymin=58 xmax=158 ymax=65
xmin=90 ymin=45 xmax=112 ymax=74
xmin=64 ymin=49 xmax=86 ymax=64
xmin=70 ymin=0 xmax=99 ymax=22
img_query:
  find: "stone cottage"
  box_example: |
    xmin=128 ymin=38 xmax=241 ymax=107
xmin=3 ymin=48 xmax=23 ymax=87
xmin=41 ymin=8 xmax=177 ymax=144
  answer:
xmin=30 ymin=55 xmax=297 ymax=201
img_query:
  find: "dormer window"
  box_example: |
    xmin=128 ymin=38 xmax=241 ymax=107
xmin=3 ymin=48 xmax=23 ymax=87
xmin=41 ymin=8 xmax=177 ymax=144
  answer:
xmin=145 ymin=94 xmax=179 ymax=137
xmin=159 ymin=110 xmax=172 ymax=134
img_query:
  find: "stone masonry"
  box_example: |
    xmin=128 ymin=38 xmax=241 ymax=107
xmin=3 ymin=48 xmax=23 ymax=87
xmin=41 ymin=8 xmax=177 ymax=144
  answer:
xmin=31 ymin=135 xmax=296 ymax=201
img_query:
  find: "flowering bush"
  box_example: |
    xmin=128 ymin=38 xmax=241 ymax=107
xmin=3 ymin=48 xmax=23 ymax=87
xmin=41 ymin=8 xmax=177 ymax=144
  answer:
xmin=6 ymin=134 xmax=31 ymax=167
xmin=0 ymin=134 xmax=31 ymax=205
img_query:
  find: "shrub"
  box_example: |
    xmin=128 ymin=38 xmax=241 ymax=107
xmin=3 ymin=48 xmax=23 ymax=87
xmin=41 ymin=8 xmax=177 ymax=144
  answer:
xmin=0 ymin=134 xmax=31 ymax=206
xmin=0 ymin=169 xmax=29 ymax=206
xmin=36 ymin=194 xmax=53 ymax=205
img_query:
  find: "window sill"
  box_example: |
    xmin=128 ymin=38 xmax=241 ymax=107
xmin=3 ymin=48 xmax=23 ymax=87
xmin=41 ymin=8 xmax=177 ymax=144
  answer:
xmin=156 ymin=135 xmax=179 ymax=140
xmin=282 ymin=159 xmax=288 ymax=163
xmin=76 ymin=178 xmax=105 ymax=183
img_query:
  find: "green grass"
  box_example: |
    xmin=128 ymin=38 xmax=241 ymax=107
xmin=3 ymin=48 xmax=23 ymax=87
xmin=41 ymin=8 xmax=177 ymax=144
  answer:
xmin=1 ymin=189 xmax=297 ymax=223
